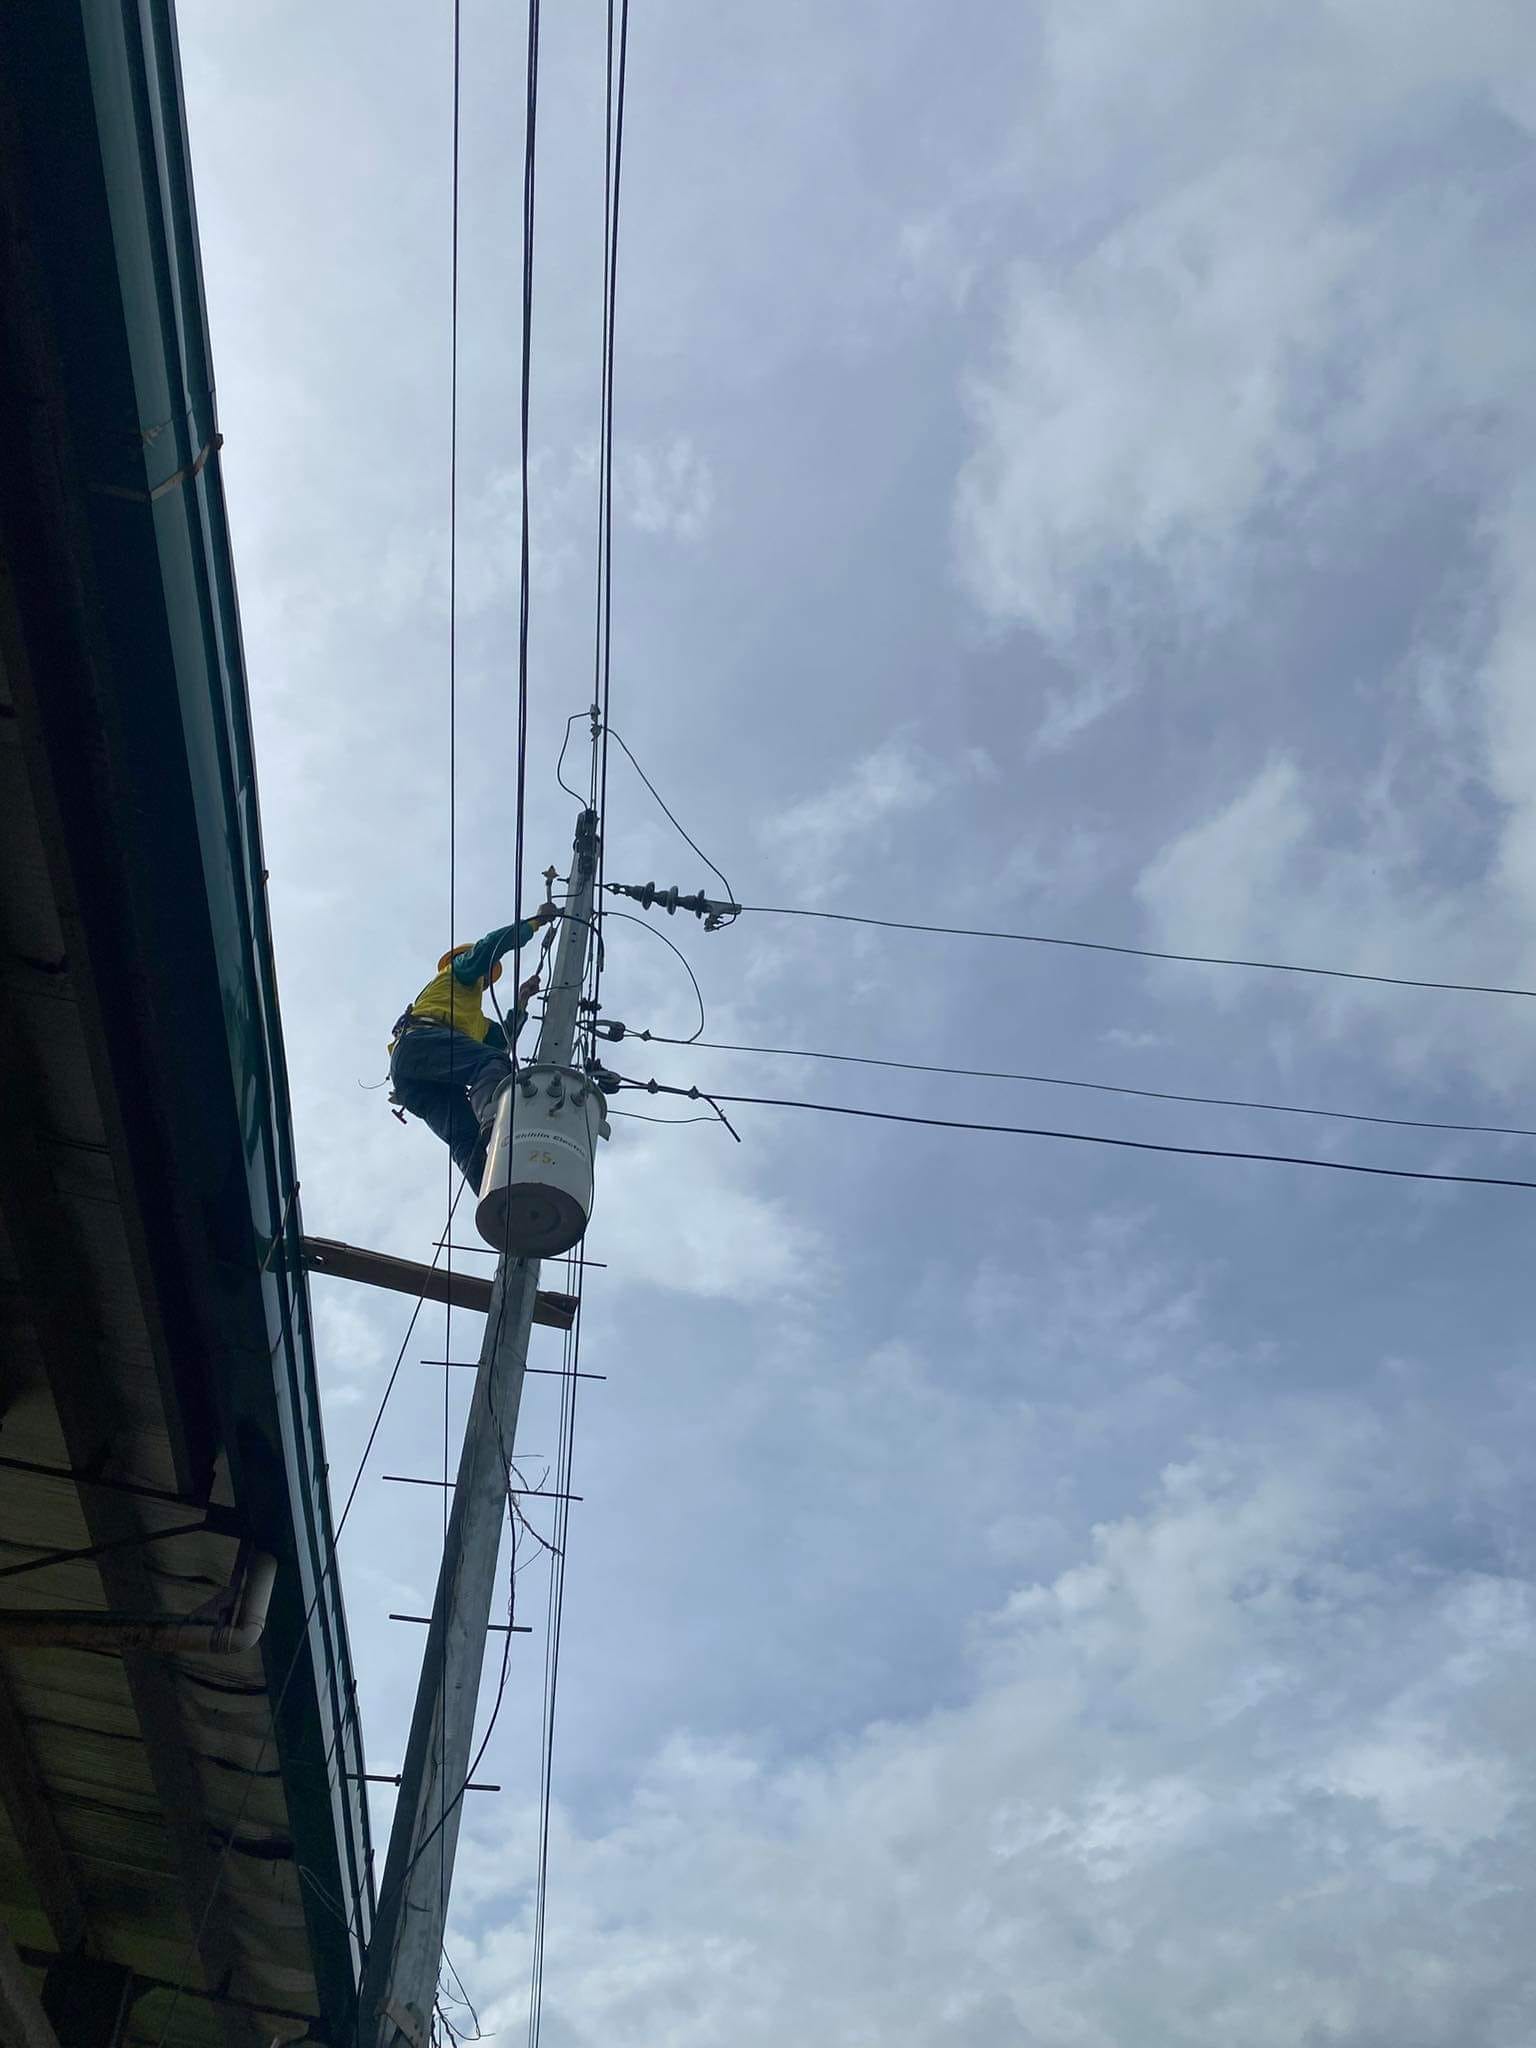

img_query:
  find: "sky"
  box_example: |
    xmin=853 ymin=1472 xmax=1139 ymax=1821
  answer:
xmin=176 ymin=3 xmax=1536 ymax=2042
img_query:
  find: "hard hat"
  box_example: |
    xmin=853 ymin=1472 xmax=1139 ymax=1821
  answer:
xmin=437 ymin=945 xmax=502 ymax=985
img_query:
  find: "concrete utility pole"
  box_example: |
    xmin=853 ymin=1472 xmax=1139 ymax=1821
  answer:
xmin=360 ymin=808 xmax=600 ymax=2048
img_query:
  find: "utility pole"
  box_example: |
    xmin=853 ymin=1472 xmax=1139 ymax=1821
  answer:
xmin=360 ymin=808 xmax=600 ymax=2048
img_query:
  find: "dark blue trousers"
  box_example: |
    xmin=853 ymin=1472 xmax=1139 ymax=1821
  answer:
xmin=389 ymin=1023 xmax=510 ymax=1188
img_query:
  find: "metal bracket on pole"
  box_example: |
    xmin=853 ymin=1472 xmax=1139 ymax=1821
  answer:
xmin=380 ymin=2000 xmax=428 ymax=2048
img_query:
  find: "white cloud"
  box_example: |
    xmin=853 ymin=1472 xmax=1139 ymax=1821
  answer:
xmin=1136 ymin=758 xmax=1311 ymax=980
xmin=1033 ymin=668 xmax=1136 ymax=754
xmin=370 ymin=434 xmax=713 ymax=627
xmin=597 ymin=1119 xmax=815 ymax=1304
xmin=949 ymin=0 xmax=1536 ymax=791
xmin=1134 ymin=749 xmax=1536 ymax=1087
xmin=956 ymin=155 xmax=1360 ymax=642
xmin=617 ymin=438 xmax=716 ymax=543
xmin=452 ymin=1424 xmax=1536 ymax=2047
xmin=760 ymin=734 xmax=991 ymax=902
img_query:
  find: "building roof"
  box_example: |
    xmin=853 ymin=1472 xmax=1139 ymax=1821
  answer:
xmin=0 ymin=3 xmax=372 ymax=2040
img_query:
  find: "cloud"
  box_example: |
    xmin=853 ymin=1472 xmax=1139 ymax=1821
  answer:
xmin=1134 ymin=749 xmax=1536 ymax=1088
xmin=617 ymin=438 xmax=716 ymax=543
xmin=1033 ymin=668 xmax=1137 ymax=755
xmin=947 ymin=0 xmax=1536 ymax=785
xmin=955 ymin=155 xmax=1361 ymax=643
xmin=452 ymin=1420 xmax=1536 ymax=2047
xmin=595 ymin=1111 xmax=816 ymax=1304
xmin=760 ymin=734 xmax=987 ymax=901
xmin=173 ymin=12 xmax=1536 ymax=2043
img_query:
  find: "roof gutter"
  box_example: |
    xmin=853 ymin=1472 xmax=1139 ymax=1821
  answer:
xmin=0 ymin=1547 xmax=277 ymax=1655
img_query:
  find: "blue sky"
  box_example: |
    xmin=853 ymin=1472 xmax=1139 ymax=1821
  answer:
xmin=180 ymin=3 xmax=1535 ymax=2041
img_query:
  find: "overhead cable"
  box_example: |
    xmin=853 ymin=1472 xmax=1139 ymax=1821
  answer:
xmin=605 ymin=909 xmax=705 ymax=1041
xmin=359 ymin=0 xmax=547 ymax=2008
xmin=634 ymin=1031 xmax=1536 ymax=1142
xmin=442 ymin=0 xmax=469 ymax=1960
xmin=528 ymin=1244 xmax=588 ymax=2048
xmin=605 ymin=723 xmax=737 ymax=924
xmin=738 ymin=903 xmax=1536 ymax=1001
xmin=618 ymin=1081 xmax=1536 ymax=1193
xmin=587 ymin=0 xmax=630 ymax=1029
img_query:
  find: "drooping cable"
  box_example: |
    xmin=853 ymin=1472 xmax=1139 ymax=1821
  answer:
xmin=605 ymin=723 xmax=736 ymax=923
xmin=556 ymin=710 xmax=587 ymax=805
xmin=604 ymin=909 xmax=705 ymax=1041
xmin=735 ymin=903 xmax=1536 ymax=1001
xmin=617 ymin=1081 xmax=1536 ymax=1193
xmin=632 ymin=1031 xmax=1536 ymax=1142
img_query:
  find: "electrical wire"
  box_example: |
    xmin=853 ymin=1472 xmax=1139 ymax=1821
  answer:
xmin=608 ymin=1106 xmax=720 ymax=1125
xmin=363 ymin=0 xmax=617 ymax=2026
xmin=352 ymin=0 xmax=548 ymax=2020
xmin=605 ymin=723 xmax=737 ymax=922
xmin=555 ymin=710 xmax=587 ymax=805
xmin=373 ymin=1478 xmax=527 ymax=1983
xmin=441 ymin=0 xmax=465 ymax=1959
xmin=632 ymin=1031 xmax=1536 ymax=1142
xmin=588 ymin=0 xmax=630 ymax=1031
xmin=397 ymin=0 xmax=546 ymax=1992
xmin=604 ymin=910 xmax=705 ymax=1041
xmin=737 ymin=903 xmax=1536 ymax=1001
xmin=440 ymin=1948 xmax=485 ymax=2043
xmin=523 ymin=64 xmax=627 ymax=2035
xmin=385 ymin=0 xmax=558 ymax=1999
xmin=527 ymin=1244 xmax=584 ymax=2048
xmin=617 ymin=1081 xmax=1536 ymax=1193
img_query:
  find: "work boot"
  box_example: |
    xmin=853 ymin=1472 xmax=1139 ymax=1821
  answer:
xmin=468 ymin=1064 xmax=509 ymax=1133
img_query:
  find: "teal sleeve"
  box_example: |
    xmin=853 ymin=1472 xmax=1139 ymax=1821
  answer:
xmin=452 ymin=917 xmax=540 ymax=986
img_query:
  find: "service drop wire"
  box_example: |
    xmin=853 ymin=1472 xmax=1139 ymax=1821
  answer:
xmin=616 ymin=1080 xmax=1536 ymax=1193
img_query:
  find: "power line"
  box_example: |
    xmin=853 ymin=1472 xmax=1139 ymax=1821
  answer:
xmin=529 ymin=21 xmax=628 ymax=2037
xmin=528 ymin=1246 xmax=585 ymax=2048
xmin=605 ymin=723 xmax=737 ymax=921
xmin=442 ymin=0 xmax=465 ymax=1958
xmin=378 ymin=0 xmax=563 ymax=1981
xmin=588 ymin=0 xmax=630 ymax=1029
xmin=608 ymin=1105 xmax=719 ymax=1125
xmin=617 ymin=1082 xmax=1536 ymax=1193
xmin=357 ymin=0 xmax=548 ymax=2017
xmin=633 ymin=1031 xmax=1536 ymax=1142
xmin=605 ymin=910 xmax=704 ymax=1041
xmin=738 ymin=903 xmax=1536 ymax=1001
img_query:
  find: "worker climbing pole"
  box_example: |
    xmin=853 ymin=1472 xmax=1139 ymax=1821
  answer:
xmin=360 ymin=806 xmax=605 ymax=2048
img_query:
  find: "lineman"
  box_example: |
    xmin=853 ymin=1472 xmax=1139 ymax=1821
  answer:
xmin=388 ymin=902 xmax=558 ymax=1190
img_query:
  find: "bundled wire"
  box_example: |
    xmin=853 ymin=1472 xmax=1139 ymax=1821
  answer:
xmin=605 ymin=722 xmax=737 ymax=924
xmin=617 ymin=1079 xmax=1536 ymax=1193
xmin=631 ymin=1030 xmax=1536 ymax=1142
xmin=586 ymin=0 xmax=630 ymax=1034
xmin=526 ymin=1246 xmax=585 ymax=2048
xmin=737 ymin=902 xmax=1536 ymax=1001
